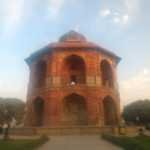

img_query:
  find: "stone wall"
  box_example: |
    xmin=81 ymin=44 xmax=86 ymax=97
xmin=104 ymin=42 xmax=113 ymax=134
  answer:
xmin=24 ymin=48 xmax=120 ymax=127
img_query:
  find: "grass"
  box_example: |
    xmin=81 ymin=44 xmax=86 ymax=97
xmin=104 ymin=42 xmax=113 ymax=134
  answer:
xmin=0 ymin=136 xmax=48 ymax=150
xmin=102 ymin=134 xmax=150 ymax=150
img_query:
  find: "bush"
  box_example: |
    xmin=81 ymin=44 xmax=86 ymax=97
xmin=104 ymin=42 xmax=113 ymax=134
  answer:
xmin=0 ymin=137 xmax=49 ymax=150
xmin=123 ymin=100 xmax=150 ymax=125
xmin=102 ymin=134 xmax=146 ymax=150
xmin=145 ymin=124 xmax=150 ymax=130
xmin=39 ymin=134 xmax=49 ymax=141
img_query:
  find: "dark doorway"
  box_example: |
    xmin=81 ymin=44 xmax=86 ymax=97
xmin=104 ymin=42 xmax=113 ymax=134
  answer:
xmin=103 ymin=96 xmax=117 ymax=125
xmin=34 ymin=97 xmax=44 ymax=126
xmin=63 ymin=93 xmax=88 ymax=125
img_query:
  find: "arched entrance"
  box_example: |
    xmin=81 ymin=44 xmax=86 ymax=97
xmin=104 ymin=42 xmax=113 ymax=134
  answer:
xmin=63 ymin=93 xmax=88 ymax=125
xmin=34 ymin=60 xmax=47 ymax=87
xmin=103 ymin=96 xmax=117 ymax=125
xmin=33 ymin=97 xmax=44 ymax=126
xmin=101 ymin=60 xmax=113 ymax=87
xmin=62 ymin=55 xmax=86 ymax=85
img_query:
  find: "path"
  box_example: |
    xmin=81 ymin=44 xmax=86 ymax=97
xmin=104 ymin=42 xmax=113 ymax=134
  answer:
xmin=38 ymin=135 xmax=122 ymax=150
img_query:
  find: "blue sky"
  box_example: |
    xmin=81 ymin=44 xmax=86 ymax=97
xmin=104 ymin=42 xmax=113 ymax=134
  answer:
xmin=0 ymin=0 xmax=150 ymax=106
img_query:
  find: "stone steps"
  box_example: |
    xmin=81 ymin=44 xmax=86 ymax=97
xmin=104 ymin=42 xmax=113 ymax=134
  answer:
xmin=10 ymin=126 xmax=106 ymax=136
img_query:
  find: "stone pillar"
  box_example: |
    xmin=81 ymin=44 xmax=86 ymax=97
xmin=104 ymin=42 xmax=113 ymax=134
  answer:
xmin=100 ymin=99 xmax=105 ymax=126
xmin=48 ymin=94 xmax=62 ymax=126
xmin=43 ymin=98 xmax=51 ymax=126
xmin=86 ymin=76 xmax=96 ymax=87
xmin=86 ymin=97 xmax=99 ymax=125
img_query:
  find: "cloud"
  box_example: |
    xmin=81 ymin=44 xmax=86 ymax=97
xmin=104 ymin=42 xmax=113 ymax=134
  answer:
xmin=120 ymin=68 xmax=150 ymax=105
xmin=125 ymin=0 xmax=140 ymax=17
xmin=122 ymin=15 xmax=129 ymax=24
xmin=120 ymin=0 xmax=139 ymax=25
xmin=100 ymin=9 xmax=111 ymax=17
xmin=113 ymin=17 xmax=121 ymax=23
xmin=113 ymin=14 xmax=129 ymax=25
xmin=98 ymin=0 xmax=140 ymax=26
xmin=48 ymin=0 xmax=65 ymax=17
xmin=1 ymin=0 xmax=25 ymax=35
xmin=143 ymin=68 xmax=150 ymax=75
xmin=99 ymin=8 xmax=130 ymax=25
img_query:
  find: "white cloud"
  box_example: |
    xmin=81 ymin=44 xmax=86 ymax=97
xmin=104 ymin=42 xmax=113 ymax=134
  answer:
xmin=120 ymin=0 xmax=139 ymax=25
xmin=100 ymin=9 xmax=111 ymax=17
xmin=99 ymin=9 xmax=130 ymax=26
xmin=143 ymin=68 xmax=150 ymax=75
xmin=48 ymin=0 xmax=65 ymax=17
xmin=120 ymin=68 xmax=150 ymax=106
xmin=113 ymin=14 xmax=129 ymax=26
xmin=1 ymin=0 xmax=25 ymax=35
xmin=125 ymin=0 xmax=140 ymax=17
xmin=122 ymin=15 xmax=129 ymax=24
xmin=113 ymin=17 xmax=120 ymax=23
xmin=113 ymin=14 xmax=129 ymax=25
xmin=98 ymin=0 xmax=139 ymax=26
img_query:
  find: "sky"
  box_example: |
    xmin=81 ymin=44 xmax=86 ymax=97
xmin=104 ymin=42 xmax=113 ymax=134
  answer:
xmin=0 ymin=0 xmax=150 ymax=106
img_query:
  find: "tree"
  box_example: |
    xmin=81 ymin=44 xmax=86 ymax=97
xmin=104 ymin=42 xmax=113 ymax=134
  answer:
xmin=122 ymin=99 xmax=150 ymax=125
xmin=0 ymin=97 xmax=25 ymax=125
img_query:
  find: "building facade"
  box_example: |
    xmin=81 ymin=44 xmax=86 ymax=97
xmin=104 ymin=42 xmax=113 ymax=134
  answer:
xmin=24 ymin=31 xmax=121 ymax=127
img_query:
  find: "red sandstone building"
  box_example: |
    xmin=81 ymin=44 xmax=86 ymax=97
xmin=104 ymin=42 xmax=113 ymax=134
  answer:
xmin=25 ymin=31 xmax=121 ymax=127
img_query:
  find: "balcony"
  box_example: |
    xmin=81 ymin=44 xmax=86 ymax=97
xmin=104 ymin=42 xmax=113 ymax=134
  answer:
xmin=31 ymin=76 xmax=118 ymax=96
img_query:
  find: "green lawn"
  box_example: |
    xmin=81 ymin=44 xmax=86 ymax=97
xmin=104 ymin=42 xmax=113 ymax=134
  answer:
xmin=102 ymin=134 xmax=150 ymax=150
xmin=0 ymin=138 xmax=48 ymax=150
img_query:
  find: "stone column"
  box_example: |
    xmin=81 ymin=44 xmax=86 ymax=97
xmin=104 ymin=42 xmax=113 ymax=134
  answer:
xmin=86 ymin=96 xmax=99 ymax=125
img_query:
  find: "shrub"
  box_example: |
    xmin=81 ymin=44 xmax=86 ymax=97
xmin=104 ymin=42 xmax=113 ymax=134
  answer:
xmin=102 ymin=134 xmax=144 ymax=150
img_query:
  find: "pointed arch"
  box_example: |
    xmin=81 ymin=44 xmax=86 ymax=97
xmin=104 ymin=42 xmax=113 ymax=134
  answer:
xmin=33 ymin=97 xmax=44 ymax=126
xmin=101 ymin=60 xmax=113 ymax=87
xmin=62 ymin=55 xmax=86 ymax=85
xmin=103 ymin=96 xmax=118 ymax=125
xmin=34 ymin=60 xmax=47 ymax=87
xmin=63 ymin=93 xmax=88 ymax=125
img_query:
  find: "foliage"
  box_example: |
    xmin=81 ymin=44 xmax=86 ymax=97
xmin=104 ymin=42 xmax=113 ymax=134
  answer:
xmin=102 ymin=134 xmax=150 ymax=150
xmin=122 ymin=99 xmax=150 ymax=125
xmin=0 ymin=138 xmax=48 ymax=150
xmin=40 ymin=134 xmax=49 ymax=141
xmin=0 ymin=97 xmax=25 ymax=124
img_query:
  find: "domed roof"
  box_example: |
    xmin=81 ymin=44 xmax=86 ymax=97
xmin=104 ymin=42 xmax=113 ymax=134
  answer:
xmin=59 ymin=30 xmax=86 ymax=42
xmin=26 ymin=30 xmax=121 ymax=65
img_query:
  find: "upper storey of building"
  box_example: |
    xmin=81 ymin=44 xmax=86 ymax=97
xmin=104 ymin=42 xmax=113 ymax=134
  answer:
xmin=26 ymin=30 xmax=121 ymax=65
